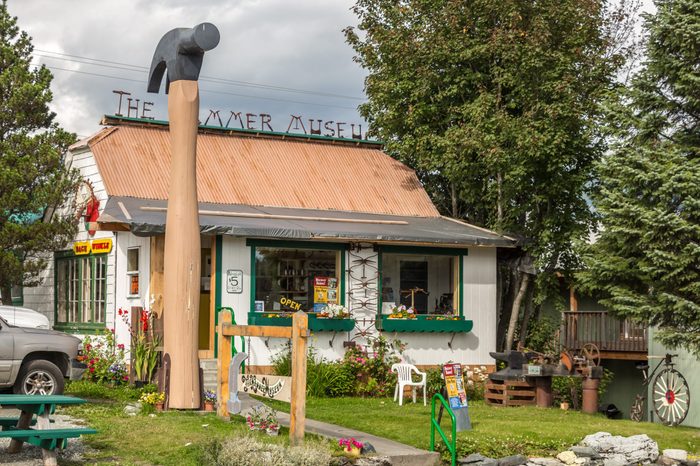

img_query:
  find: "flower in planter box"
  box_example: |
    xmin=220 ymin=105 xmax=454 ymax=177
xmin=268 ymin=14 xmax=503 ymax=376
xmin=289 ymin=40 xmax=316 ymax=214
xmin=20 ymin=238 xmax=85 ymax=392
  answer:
xmin=388 ymin=304 xmax=417 ymax=319
xmin=326 ymin=303 xmax=352 ymax=319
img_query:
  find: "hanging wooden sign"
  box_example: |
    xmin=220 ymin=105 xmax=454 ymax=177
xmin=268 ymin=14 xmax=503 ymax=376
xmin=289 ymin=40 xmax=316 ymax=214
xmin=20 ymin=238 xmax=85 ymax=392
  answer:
xmin=237 ymin=373 xmax=292 ymax=403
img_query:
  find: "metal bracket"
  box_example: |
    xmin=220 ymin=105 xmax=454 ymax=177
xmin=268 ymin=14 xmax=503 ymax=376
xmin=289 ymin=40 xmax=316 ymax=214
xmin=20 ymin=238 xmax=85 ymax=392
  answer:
xmin=329 ymin=331 xmax=338 ymax=347
xmin=447 ymin=332 xmax=457 ymax=350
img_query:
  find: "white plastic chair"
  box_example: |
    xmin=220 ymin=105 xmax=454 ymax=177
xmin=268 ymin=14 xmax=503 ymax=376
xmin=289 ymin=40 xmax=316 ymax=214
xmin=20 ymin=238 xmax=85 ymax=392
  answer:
xmin=391 ymin=363 xmax=427 ymax=406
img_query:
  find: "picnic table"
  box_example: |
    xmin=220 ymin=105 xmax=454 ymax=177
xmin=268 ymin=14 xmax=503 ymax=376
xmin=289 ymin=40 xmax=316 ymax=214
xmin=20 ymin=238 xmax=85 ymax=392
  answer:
xmin=0 ymin=394 xmax=97 ymax=466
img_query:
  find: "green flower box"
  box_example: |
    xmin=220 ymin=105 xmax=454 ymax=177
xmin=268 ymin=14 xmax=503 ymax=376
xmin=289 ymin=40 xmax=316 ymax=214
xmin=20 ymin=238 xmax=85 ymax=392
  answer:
xmin=247 ymin=312 xmax=355 ymax=332
xmin=380 ymin=315 xmax=473 ymax=333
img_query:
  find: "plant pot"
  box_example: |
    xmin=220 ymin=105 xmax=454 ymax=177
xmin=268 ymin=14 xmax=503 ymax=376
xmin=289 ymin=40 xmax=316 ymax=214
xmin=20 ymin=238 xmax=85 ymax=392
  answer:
xmin=266 ymin=427 xmax=279 ymax=436
xmin=343 ymin=446 xmax=361 ymax=458
xmin=155 ymin=402 xmax=164 ymax=411
xmin=560 ymin=402 xmax=570 ymax=411
xmin=204 ymin=402 xmax=215 ymax=412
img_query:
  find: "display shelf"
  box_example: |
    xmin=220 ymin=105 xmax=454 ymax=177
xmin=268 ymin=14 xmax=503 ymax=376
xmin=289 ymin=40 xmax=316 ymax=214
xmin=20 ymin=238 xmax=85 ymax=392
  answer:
xmin=379 ymin=314 xmax=473 ymax=333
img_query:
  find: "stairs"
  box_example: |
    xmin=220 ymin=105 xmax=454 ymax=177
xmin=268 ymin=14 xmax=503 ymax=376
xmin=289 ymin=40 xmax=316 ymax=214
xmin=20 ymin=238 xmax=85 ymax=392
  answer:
xmin=199 ymin=358 xmax=218 ymax=393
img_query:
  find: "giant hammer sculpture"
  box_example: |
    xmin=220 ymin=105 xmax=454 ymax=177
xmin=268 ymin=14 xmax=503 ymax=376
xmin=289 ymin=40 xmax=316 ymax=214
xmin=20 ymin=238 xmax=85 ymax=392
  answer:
xmin=148 ymin=23 xmax=219 ymax=409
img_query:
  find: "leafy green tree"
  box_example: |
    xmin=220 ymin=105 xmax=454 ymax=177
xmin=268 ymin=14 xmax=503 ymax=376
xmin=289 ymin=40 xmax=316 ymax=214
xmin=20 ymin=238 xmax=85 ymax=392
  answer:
xmin=0 ymin=1 xmax=78 ymax=303
xmin=579 ymin=0 xmax=699 ymax=354
xmin=345 ymin=0 xmax=632 ymax=348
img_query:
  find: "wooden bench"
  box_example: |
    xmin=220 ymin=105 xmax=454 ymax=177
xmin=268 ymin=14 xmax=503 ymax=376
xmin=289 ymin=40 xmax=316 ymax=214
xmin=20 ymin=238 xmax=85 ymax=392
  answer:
xmin=0 ymin=427 xmax=98 ymax=450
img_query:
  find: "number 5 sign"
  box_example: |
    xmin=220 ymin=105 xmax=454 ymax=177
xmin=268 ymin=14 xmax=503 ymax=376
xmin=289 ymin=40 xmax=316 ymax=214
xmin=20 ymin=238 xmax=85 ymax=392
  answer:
xmin=227 ymin=270 xmax=243 ymax=294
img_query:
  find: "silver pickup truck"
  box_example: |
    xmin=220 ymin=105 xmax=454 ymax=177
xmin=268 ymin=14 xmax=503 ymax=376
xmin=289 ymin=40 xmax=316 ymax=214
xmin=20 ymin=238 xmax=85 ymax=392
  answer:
xmin=0 ymin=315 xmax=86 ymax=394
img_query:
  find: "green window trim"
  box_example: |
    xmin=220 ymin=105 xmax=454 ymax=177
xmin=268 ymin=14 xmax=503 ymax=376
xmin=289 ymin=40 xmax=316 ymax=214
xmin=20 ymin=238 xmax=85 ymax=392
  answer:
xmin=376 ymin=245 xmax=466 ymax=323
xmin=53 ymin=250 xmax=109 ymax=333
xmin=248 ymin=240 xmax=347 ymax=317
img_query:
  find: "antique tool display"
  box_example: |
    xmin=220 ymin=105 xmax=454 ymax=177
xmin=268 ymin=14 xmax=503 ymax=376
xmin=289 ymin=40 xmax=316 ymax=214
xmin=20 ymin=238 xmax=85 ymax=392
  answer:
xmin=147 ymin=23 xmax=220 ymax=409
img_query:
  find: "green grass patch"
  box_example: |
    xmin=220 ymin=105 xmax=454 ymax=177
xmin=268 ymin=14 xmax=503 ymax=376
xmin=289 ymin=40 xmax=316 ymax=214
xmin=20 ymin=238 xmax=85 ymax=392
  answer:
xmin=266 ymin=397 xmax=700 ymax=457
xmin=59 ymin=382 xmax=334 ymax=465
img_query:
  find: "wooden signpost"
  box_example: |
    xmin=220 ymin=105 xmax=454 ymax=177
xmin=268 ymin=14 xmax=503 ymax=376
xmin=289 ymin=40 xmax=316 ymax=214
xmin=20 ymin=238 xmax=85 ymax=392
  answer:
xmin=217 ymin=311 xmax=309 ymax=445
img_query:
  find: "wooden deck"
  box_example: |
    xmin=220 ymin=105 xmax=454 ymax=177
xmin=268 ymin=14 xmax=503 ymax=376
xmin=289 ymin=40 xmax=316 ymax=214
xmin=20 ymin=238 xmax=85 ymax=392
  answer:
xmin=561 ymin=311 xmax=647 ymax=359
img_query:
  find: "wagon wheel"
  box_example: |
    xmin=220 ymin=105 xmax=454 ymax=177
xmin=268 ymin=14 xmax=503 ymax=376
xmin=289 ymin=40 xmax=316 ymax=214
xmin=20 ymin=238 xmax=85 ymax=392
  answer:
xmin=581 ymin=343 xmax=601 ymax=367
xmin=652 ymin=368 xmax=690 ymax=426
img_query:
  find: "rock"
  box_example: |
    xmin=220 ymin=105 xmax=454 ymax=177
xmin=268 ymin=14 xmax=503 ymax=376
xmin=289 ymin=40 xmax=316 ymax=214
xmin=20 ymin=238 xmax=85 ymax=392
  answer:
xmin=528 ymin=458 xmax=565 ymax=466
xmin=355 ymin=457 xmax=392 ymax=466
xmin=601 ymin=455 xmax=626 ymax=466
xmin=557 ymin=451 xmax=578 ymax=465
xmin=573 ymin=458 xmax=589 ymax=465
xmin=499 ymin=455 xmax=527 ymax=466
xmin=361 ymin=442 xmax=377 ymax=454
xmin=663 ymin=450 xmax=688 ymax=462
xmin=656 ymin=455 xmax=680 ymax=466
xmin=123 ymin=402 xmax=142 ymax=415
xmin=460 ymin=453 xmax=497 ymax=465
xmin=580 ymin=432 xmax=658 ymax=464
xmin=684 ymin=461 xmax=698 ymax=466
xmin=570 ymin=446 xmax=599 ymax=459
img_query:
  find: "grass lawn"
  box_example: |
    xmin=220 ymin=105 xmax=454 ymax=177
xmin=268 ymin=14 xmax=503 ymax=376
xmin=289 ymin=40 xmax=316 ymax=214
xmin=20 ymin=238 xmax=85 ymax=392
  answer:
xmin=59 ymin=381 xmax=334 ymax=465
xmin=266 ymin=397 xmax=700 ymax=457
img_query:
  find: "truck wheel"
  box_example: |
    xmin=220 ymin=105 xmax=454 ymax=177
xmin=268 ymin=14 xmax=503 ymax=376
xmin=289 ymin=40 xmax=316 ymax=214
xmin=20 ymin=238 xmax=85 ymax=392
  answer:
xmin=13 ymin=360 xmax=64 ymax=395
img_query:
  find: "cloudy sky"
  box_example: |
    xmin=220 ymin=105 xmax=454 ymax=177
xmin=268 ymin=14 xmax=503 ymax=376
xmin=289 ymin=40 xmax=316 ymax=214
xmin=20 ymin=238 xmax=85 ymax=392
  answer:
xmin=9 ymin=0 xmax=367 ymax=138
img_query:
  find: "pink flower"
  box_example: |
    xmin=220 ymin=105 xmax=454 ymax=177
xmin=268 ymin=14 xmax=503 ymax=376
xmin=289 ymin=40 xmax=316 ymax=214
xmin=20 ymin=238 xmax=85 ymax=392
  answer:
xmin=117 ymin=344 xmax=125 ymax=350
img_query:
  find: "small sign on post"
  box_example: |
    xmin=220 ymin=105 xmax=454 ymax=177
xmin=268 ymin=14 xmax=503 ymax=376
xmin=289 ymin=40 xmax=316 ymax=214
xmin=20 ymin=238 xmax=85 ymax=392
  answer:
xmin=442 ymin=363 xmax=471 ymax=431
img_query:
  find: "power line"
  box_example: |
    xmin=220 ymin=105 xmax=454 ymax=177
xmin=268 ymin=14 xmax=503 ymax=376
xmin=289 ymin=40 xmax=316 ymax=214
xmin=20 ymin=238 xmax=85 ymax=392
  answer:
xmin=30 ymin=63 xmax=361 ymax=110
xmin=34 ymin=49 xmax=366 ymax=101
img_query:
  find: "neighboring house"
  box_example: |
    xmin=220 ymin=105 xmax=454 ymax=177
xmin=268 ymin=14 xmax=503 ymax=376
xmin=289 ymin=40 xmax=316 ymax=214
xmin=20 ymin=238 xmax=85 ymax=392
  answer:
xmin=22 ymin=115 xmax=516 ymax=374
xmin=562 ymin=289 xmax=699 ymax=428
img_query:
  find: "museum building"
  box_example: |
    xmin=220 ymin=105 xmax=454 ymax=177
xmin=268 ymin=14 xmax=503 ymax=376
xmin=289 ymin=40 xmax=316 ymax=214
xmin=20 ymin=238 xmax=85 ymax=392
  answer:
xmin=23 ymin=115 xmax=515 ymax=373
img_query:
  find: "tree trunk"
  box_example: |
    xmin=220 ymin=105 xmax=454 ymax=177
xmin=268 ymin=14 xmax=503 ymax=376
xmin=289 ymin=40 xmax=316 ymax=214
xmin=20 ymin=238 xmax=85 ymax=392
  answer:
xmin=505 ymin=272 xmax=531 ymax=351
xmin=518 ymin=282 xmax=536 ymax=348
xmin=451 ymin=182 xmax=458 ymax=218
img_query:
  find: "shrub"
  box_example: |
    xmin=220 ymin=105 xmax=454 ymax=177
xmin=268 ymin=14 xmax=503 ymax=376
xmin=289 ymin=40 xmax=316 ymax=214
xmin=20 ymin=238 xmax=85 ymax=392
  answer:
xmin=271 ymin=346 xmax=354 ymax=398
xmin=79 ymin=330 xmax=128 ymax=385
xmin=425 ymin=364 xmax=488 ymax=401
xmin=552 ymin=368 xmax=614 ymax=406
xmin=200 ymin=435 xmax=332 ymax=466
xmin=525 ymin=316 xmax=560 ymax=355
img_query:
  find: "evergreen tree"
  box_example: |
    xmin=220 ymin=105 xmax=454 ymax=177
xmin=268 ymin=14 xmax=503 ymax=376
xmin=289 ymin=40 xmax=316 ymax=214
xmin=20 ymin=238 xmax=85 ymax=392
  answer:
xmin=345 ymin=0 xmax=632 ymax=348
xmin=579 ymin=0 xmax=699 ymax=354
xmin=0 ymin=1 xmax=79 ymax=302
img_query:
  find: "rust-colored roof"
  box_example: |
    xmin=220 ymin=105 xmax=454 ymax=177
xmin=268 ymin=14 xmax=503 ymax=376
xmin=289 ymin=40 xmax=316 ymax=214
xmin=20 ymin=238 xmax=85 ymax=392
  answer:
xmin=87 ymin=120 xmax=440 ymax=217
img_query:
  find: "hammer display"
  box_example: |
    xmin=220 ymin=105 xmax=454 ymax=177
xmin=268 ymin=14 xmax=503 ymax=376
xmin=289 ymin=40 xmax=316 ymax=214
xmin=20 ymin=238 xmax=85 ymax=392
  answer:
xmin=147 ymin=23 xmax=220 ymax=409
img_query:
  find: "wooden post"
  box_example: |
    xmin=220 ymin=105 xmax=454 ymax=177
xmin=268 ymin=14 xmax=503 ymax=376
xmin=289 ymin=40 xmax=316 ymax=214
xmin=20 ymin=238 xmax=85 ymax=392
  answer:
xmin=290 ymin=311 xmax=308 ymax=446
xmin=217 ymin=312 xmax=232 ymax=417
xmin=163 ymin=80 xmax=202 ymax=409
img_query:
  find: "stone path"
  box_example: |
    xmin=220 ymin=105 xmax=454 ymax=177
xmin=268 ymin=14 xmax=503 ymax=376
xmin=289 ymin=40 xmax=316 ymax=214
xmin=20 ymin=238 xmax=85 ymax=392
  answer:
xmin=239 ymin=393 xmax=440 ymax=466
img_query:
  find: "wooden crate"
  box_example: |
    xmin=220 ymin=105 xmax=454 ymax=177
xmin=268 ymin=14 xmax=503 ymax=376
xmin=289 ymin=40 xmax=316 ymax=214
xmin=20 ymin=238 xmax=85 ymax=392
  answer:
xmin=485 ymin=379 xmax=536 ymax=407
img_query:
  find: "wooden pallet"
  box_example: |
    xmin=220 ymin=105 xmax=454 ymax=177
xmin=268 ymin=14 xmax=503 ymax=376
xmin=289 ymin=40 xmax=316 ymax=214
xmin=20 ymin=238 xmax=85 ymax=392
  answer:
xmin=485 ymin=379 xmax=536 ymax=406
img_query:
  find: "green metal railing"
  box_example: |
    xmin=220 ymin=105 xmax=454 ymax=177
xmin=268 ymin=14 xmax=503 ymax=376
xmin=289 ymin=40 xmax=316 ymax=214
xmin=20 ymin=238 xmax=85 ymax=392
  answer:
xmin=430 ymin=393 xmax=457 ymax=466
xmin=214 ymin=307 xmax=245 ymax=371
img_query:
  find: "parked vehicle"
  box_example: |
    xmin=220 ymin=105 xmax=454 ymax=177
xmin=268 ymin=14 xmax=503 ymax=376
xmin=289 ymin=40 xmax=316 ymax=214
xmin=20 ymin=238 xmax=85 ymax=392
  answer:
xmin=0 ymin=305 xmax=51 ymax=329
xmin=0 ymin=315 xmax=86 ymax=395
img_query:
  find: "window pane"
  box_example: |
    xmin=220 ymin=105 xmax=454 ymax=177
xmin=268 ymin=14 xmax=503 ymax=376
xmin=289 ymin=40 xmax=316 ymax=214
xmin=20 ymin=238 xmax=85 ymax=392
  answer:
xmin=382 ymin=253 xmax=455 ymax=314
xmin=254 ymin=248 xmax=337 ymax=312
xmin=56 ymin=260 xmax=68 ymax=323
xmin=127 ymin=248 xmax=139 ymax=272
xmin=81 ymin=258 xmax=92 ymax=322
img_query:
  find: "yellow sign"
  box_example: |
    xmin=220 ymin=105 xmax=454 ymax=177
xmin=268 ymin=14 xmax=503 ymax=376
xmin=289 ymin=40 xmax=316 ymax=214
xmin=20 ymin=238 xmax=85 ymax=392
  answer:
xmin=91 ymin=238 xmax=113 ymax=254
xmin=72 ymin=238 xmax=112 ymax=256
xmin=279 ymin=297 xmax=302 ymax=311
xmin=73 ymin=241 xmax=91 ymax=255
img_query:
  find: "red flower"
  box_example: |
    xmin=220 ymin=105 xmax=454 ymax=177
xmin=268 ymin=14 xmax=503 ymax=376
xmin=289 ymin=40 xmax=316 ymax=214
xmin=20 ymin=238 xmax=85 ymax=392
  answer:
xmin=117 ymin=344 xmax=125 ymax=350
xmin=89 ymin=366 xmax=95 ymax=373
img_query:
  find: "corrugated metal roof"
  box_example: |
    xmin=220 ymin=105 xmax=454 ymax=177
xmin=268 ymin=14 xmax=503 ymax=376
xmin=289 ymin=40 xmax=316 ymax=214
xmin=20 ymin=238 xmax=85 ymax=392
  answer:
xmin=87 ymin=119 xmax=440 ymax=218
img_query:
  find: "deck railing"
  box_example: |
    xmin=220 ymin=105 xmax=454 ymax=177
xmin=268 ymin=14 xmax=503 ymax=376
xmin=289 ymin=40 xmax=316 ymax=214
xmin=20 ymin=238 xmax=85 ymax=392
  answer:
xmin=561 ymin=311 xmax=647 ymax=353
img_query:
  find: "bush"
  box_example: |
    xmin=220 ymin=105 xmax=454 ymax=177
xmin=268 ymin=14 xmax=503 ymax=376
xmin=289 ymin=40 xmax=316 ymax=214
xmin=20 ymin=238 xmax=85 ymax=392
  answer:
xmin=552 ymin=368 xmax=614 ymax=406
xmin=271 ymin=346 xmax=354 ymax=398
xmin=200 ymin=435 xmax=332 ymax=466
xmin=525 ymin=317 xmax=560 ymax=355
xmin=65 ymin=380 xmax=143 ymax=402
xmin=425 ymin=365 xmax=488 ymax=401
xmin=79 ymin=330 xmax=128 ymax=385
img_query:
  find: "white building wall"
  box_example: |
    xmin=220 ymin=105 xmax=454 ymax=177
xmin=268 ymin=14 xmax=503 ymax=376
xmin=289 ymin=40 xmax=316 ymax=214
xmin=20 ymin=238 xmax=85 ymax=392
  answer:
xmin=22 ymin=148 xmax=117 ymax=332
xmin=112 ymin=232 xmax=151 ymax=349
xmin=219 ymin=240 xmax=499 ymax=369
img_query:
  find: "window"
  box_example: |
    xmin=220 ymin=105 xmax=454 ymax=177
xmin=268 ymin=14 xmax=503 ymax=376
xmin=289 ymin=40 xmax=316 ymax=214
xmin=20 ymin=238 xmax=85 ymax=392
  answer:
xmin=55 ymin=254 xmax=107 ymax=326
xmin=127 ymin=247 xmax=140 ymax=296
xmin=253 ymin=246 xmax=340 ymax=313
xmin=381 ymin=252 xmax=457 ymax=314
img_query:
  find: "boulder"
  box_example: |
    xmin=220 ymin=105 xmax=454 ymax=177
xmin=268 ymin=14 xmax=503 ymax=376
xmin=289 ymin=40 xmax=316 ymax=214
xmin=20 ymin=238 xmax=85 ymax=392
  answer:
xmin=662 ymin=450 xmax=688 ymax=462
xmin=460 ymin=453 xmax=497 ymax=466
xmin=581 ymin=432 xmax=658 ymax=464
xmin=656 ymin=455 xmax=680 ymax=466
xmin=499 ymin=455 xmax=527 ymax=466
xmin=557 ymin=451 xmax=578 ymax=465
xmin=528 ymin=458 xmax=566 ymax=466
xmin=570 ymin=446 xmax=599 ymax=459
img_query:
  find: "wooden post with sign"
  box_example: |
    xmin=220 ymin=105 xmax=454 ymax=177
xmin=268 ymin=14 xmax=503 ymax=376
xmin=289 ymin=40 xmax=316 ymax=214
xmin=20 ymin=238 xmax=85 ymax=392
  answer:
xmin=217 ymin=311 xmax=308 ymax=446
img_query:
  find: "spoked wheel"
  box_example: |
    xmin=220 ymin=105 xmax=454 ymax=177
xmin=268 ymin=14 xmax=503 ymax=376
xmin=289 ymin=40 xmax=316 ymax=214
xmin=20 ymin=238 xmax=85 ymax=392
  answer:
xmin=581 ymin=343 xmax=601 ymax=367
xmin=652 ymin=368 xmax=690 ymax=426
xmin=630 ymin=394 xmax=644 ymax=422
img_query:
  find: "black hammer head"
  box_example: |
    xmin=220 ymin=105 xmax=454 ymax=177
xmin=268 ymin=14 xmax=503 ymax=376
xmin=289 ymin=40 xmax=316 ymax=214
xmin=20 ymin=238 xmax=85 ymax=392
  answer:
xmin=147 ymin=23 xmax=220 ymax=94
